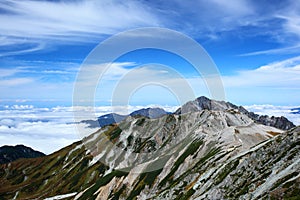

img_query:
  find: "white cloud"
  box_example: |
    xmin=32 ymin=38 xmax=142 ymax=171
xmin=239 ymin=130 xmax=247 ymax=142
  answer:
xmin=240 ymin=1 xmax=300 ymax=56
xmin=0 ymin=105 xmax=100 ymax=154
xmin=244 ymin=104 xmax=300 ymax=126
xmin=77 ymin=62 xmax=136 ymax=85
xmin=75 ymin=56 xmax=300 ymax=105
xmin=0 ymin=43 xmax=45 ymax=57
xmin=222 ymin=56 xmax=300 ymax=88
xmin=0 ymin=65 xmax=78 ymax=93
xmin=153 ymin=0 xmax=256 ymax=38
xmin=239 ymin=45 xmax=300 ymax=56
xmin=0 ymin=104 xmax=178 ymax=154
xmin=10 ymin=105 xmax=34 ymax=110
xmin=0 ymin=77 xmax=34 ymax=86
xmin=277 ymin=1 xmax=300 ymax=40
xmin=0 ymin=0 xmax=298 ymax=58
xmin=0 ymin=68 xmax=20 ymax=77
xmin=0 ymin=0 xmax=160 ymax=55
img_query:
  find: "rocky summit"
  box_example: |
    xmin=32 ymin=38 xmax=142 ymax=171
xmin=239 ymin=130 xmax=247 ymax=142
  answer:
xmin=0 ymin=97 xmax=299 ymax=200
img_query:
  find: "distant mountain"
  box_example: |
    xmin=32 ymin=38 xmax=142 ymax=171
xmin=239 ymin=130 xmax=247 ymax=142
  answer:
xmin=291 ymin=107 xmax=300 ymax=114
xmin=176 ymin=96 xmax=295 ymax=130
xmin=82 ymin=107 xmax=169 ymax=128
xmin=0 ymin=145 xmax=45 ymax=164
xmin=130 ymin=107 xmax=169 ymax=118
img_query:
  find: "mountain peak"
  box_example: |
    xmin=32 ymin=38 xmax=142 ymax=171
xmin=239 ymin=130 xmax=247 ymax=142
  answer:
xmin=175 ymin=96 xmax=237 ymax=114
xmin=175 ymin=96 xmax=295 ymax=130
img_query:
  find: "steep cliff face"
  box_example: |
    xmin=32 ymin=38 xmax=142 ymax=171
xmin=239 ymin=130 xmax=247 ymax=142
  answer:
xmin=0 ymin=97 xmax=298 ymax=200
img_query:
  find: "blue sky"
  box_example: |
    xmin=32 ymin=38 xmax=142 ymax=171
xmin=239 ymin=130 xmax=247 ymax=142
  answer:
xmin=1 ymin=0 xmax=300 ymax=106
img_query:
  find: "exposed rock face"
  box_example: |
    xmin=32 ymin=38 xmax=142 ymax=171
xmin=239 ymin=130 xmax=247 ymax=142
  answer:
xmin=175 ymin=96 xmax=235 ymax=114
xmin=0 ymin=145 xmax=45 ymax=164
xmin=176 ymin=96 xmax=295 ymax=130
xmin=255 ymin=115 xmax=295 ymax=130
xmin=0 ymin=97 xmax=298 ymax=200
xmin=191 ymin=126 xmax=300 ymax=199
xmin=238 ymin=107 xmax=295 ymax=130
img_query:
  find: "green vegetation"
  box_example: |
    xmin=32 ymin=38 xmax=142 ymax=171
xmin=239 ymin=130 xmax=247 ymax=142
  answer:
xmin=135 ymin=118 xmax=146 ymax=126
xmin=159 ymin=139 xmax=203 ymax=187
xmin=215 ymin=160 xmax=239 ymax=185
xmin=79 ymin=169 xmax=128 ymax=200
xmin=126 ymin=157 xmax=169 ymax=200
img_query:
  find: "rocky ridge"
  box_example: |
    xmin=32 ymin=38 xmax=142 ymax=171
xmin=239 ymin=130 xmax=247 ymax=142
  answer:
xmin=0 ymin=97 xmax=298 ymax=199
xmin=176 ymin=96 xmax=295 ymax=130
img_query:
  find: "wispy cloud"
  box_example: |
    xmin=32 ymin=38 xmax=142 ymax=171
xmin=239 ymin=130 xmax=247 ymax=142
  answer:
xmin=0 ymin=68 xmax=20 ymax=77
xmin=239 ymin=45 xmax=300 ymax=56
xmin=0 ymin=61 xmax=79 ymax=88
xmin=73 ymin=56 xmax=300 ymax=105
xmin=222 ymin=56 xmax=300 ymax=88
xmin=1 ymin=0 xmax=299 ymax=57
xmin=0 ymin=78 xmax=34 ymax=86
xmin=0 ymin=0 xmax=160 ymax=56
xmin=240 ymin=0 xmax=300 ymax=56
xmin=277 ymin=1 xmax=300 ymax=40
xmin=148 ymin=0 xmax=256 ymax=38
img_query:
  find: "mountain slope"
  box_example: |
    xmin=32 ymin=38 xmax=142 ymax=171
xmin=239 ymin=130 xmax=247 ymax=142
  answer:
xmin=191 ymin=126 xmax=300 ymax=199
xmin=0 ymin=97 xmax=298 ymax=199
xmin=0 ymin=145 xmax=45 ymax=164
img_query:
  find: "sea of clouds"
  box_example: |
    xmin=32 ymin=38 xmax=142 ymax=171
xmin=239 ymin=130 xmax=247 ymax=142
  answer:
xmin=244 ymin=105 xmax=300 ymax=126
xmin=0 ymin=104 xmax=178 ymax=154
xmin=0 ymin=104 xmax=299 ymax=155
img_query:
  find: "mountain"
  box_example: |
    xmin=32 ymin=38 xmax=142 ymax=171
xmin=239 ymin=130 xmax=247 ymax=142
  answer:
xmin=82 ymin=113 xmax=127 ymax=128
xmin=83 ymin=97 xmax=295 ymax=131
xmin=0 ymin=145 xmax=45 ymax=164
xmin=176 ymin=96 xmax=295 ymax=130
xmin=291 ymin=107 xmax=300 ymax=114
xmin=130 ymin=107 xmax=169 ymax=118
xmin=0 ymin=97 xmax=299 ymax=199
xmin=82 ymin=107 xmax=168 ymax=128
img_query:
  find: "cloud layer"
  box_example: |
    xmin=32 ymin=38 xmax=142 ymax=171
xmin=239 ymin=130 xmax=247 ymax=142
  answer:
xmin=0 ymin=104 xmax=178 ymax=154
xmin=244 ymin=104 xmax=300 ymax=126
